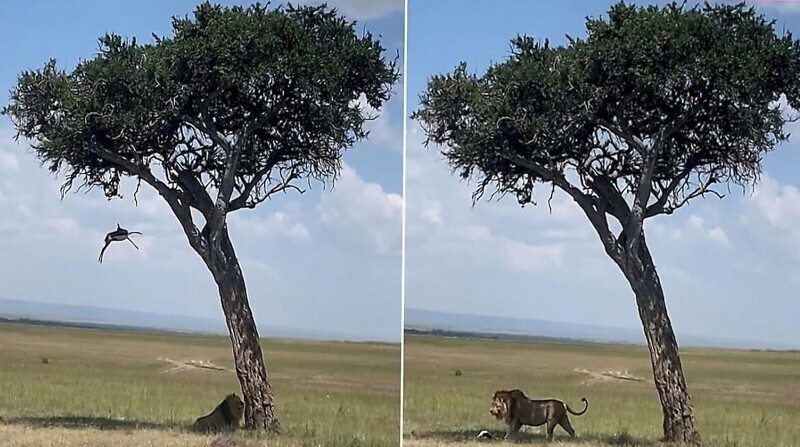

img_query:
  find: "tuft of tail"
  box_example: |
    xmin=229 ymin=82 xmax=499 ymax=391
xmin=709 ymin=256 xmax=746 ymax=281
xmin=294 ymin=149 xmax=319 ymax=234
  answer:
xmin=566 ymin=397 xmax=588 ymax=416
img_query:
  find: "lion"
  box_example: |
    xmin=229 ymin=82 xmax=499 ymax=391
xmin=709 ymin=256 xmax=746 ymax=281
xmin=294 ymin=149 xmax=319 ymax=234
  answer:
xmin=193 ymin=393 xmax=245 ymax=433
xmin=489 ymin=389 xmax=588 ymax=441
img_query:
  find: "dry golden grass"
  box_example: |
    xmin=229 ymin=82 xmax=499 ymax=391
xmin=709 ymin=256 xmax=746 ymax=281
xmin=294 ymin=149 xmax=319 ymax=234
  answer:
xmin=0 ymin=322 xmax=400 ymax=447
xmin=403 ymin=334 xmax=800 ymax=447
xmin=403 ymin=440 xmax=608 ymax=447
xmin=0 ymin=424 xmax=222 ymax=447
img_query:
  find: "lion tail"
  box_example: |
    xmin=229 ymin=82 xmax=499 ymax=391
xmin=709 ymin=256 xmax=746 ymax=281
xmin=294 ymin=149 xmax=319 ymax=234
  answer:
xmin=566 ymin=397 xmax=588 ymax=416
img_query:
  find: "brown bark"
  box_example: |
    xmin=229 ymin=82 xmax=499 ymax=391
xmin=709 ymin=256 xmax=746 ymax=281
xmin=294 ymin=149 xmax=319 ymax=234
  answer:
xmin=205 ymin=227 xmax=280 ymax=432
xmin=618 ymin=234 xmax=700 ymax=444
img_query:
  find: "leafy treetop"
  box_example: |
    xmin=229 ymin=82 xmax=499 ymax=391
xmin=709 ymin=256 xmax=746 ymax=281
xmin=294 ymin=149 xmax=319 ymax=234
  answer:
xmin=414 ymin=1 xmax=799 ymax=255
xmin=4 ymin=1 xmax=399 ymax=249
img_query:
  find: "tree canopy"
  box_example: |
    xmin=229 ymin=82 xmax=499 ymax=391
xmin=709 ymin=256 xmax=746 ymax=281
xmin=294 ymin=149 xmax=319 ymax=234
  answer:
xmin=414 ymin=1 xmax=799 ymax=255
xmin=4 ymin=1 xmax=399 ymax=254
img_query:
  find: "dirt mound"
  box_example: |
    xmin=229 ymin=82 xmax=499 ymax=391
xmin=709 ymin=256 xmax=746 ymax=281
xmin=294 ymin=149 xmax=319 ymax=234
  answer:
xmin=211 ymin=436 xmax=239 ymax=447
xmin=574 ymin=368 xmax=647 ymax=385
xmin=158 ymin=357 xmax=228 ymax=374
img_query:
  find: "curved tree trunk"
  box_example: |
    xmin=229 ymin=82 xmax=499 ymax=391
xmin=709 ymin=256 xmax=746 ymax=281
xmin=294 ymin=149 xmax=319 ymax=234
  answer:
xmin=205 ymin=227 xmax=280 ymax=433
xmin=618 ymin=235 xmax=699 ymax=444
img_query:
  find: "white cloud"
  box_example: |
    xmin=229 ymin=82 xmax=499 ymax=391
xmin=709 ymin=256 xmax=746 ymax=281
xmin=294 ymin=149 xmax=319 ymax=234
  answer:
xmin=406 ymin=121 xmax=580 ymax=277
xmin=751 ymin=176 xmax=800 ymax=228
xmin=405 ymin=124 xmax=590 ymax=231
xmin=426 ymin=224 xmax=564 ymax=274
xmin=241 ymin=259 xmax=279 ymax=278
xmin=687 ymin=215 xmax=731 ymax=246
xmin=456 ymin=224 xmax=491 ymax=242
xmin=660 ymin=266 xmax=697 ymax=285
xmin=299 ymin=0 xmax=403 ymax=20
xmin=136 ymin=188 xmax=174 ymax=220
xmin=16 ymin=204 xmax=33 ymax=219
xmin=43 ymin=217 xmax=81 ymax=235
xmin=504 ymin=241 xmax=563 ymax=273
xmin=0 ymin=150 xmax=18 ymax=171
xmin=0 ymin=128 xmax=20 ymax=172
xmin=749 ymin=1 xmax=800 ymax=14
xmin=419 ymin=199 xmax=443 ymax=225
xmin=707 ymin=227 xmax=730 ymax=246
xmin=743 ymin=173 xmax=800 ymax=256
xmin=232 ymin=210 xmax=312 ymax=243
xmin=648 ymin=214 xmax=731 ymax=247
xmin=318 ymin=163 xmax=402 ymax=257
xmin=270 ymin=212 xmax=311 ymax=242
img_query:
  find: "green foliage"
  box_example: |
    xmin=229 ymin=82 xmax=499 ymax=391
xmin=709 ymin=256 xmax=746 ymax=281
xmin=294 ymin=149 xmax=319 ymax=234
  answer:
xmin=3 ymin=2 xmax=399 ymax=206
xmin=413 ymin=2 xmax=800 ymax=215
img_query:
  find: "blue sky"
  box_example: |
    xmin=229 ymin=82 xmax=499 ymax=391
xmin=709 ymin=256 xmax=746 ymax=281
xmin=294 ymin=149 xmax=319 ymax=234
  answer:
xmin=0 ymin=0 xmax=404 ymax=342
xmin=405 ymin=0 xmax=800 ymax=349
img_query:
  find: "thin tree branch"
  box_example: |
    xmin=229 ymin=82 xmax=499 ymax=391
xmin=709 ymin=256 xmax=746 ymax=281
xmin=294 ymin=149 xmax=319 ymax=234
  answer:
xmin=644 ymin=164 xmax=694 ymax=218
xmin=621 ymin=103 xmax=702 ymax=252
xmin=501 ymin=152 xmax=621 ymax=260
xmin=205 ymin=100 xmax=288 ymax=243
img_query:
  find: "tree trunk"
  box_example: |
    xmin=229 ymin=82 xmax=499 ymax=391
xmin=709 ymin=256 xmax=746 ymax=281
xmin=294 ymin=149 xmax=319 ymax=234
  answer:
xmin=618 ymin=235 xmax=700 ymax=444
xmin=206 ymin=228 xmax=280 ymax=433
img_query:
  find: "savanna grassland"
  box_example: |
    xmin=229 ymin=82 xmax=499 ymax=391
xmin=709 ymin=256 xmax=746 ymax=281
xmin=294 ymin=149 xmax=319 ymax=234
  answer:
xmin=0 ymin=322 xmax=400 ymax=447
xmin=403 ymin=334 xmax=800 ymax=447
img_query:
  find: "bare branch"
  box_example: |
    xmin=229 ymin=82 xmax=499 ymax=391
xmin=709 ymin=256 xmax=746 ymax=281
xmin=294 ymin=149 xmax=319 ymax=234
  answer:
xmin=205 ymin=99 xmax=289 ymax=242
xmin=641 ymin=105 xmax=705 ymax=218
xmin=649 ymin=172 xmax=724 ymax=217
xmin=229 ymin=163 xmax=304 ymax=212
xmin=645 ymin=166 xmax=693 ymax=218
xmin=133 ymin=178 xmax=142 ymax=206
xmin=623 ymin=144 xmax=659 ymax=252
xmin=501 ymin=152 xmax=621 ymax=260
xmin=620 ymin=103 xmax=702 ymax=251
xmin=228 ymin=164 xmax=274 ymax=211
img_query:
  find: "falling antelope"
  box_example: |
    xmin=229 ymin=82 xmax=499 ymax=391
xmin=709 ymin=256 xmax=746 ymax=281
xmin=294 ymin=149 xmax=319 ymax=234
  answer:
xmin=98 ymin=223 xmax=141 ymax=263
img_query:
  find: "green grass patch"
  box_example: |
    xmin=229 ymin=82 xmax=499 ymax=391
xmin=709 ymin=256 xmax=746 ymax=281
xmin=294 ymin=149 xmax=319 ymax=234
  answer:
xmin=0 ymin=323 xmax=400 ymax=447
xmin=403 ymin=334 xmax=800 ymax=447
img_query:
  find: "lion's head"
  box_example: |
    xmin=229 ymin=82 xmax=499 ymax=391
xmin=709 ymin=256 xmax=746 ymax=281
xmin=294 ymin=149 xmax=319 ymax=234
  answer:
xmin=222 ymin=393 xmax=245 ymax=423
xmin=490 ymin=389 xmax=526 ymax=421
xmin=489 ymin=390 xmax=510 ymax=420
xmin=194 ymin=393 xmax=246 ymax=433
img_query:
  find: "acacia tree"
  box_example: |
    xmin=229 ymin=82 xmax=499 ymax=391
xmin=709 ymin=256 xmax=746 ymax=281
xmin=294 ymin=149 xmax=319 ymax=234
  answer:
xmin=413 ymin=2 xmax=799 ymax=443
xmin=3 ymin=2 xmax=399 ymax=432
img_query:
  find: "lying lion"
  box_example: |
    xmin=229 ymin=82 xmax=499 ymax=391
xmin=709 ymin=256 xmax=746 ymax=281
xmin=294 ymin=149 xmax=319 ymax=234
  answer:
xmin=490 ymin=389 xmax=588 ymax=441
xmin=193 ymin=393 xmax=245 ymax=433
